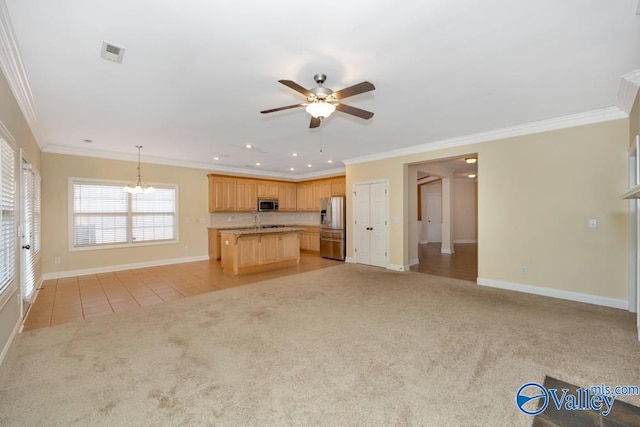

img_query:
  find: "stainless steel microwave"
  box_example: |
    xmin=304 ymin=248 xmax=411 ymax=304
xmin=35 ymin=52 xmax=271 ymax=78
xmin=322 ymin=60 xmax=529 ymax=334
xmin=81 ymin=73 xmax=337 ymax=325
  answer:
xmin=258 ymin=199 xmax=279 ymax=212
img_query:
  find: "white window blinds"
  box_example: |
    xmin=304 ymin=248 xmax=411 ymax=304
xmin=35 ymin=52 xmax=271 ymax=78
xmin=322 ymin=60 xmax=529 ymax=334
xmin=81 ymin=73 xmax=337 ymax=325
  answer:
xmin=132 ymin=188 xmax=176 ymax=243
xmin=71 ymin=180 xmax=177 ymax=249
xmin=34 ymin=172 xmax=41 ymax=254
xmin=0 ymin=139 xmax=15 ymax=296
xmin=22 ymin=165 xmax=35 ymax=302
xmin=73 ymin=182 xmax=129 ymax=247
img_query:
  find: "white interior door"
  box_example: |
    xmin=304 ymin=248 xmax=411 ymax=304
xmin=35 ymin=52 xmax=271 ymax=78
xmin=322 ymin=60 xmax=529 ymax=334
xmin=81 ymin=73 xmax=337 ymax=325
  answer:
xmin=370 ymin=182 xmax=388 ymax=267
xmin=21 ymin=161 xmax=35 ymax=308
xmin=426 ymin=192 xmax=442 ymax=242
xmin=354 ymin=181 xmax=388 ymax=268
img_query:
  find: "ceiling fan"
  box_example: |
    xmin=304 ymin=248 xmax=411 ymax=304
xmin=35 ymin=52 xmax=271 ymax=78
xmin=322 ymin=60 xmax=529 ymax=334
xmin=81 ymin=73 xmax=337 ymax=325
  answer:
xmin=260 ymin=74 xmax=375 ymax=128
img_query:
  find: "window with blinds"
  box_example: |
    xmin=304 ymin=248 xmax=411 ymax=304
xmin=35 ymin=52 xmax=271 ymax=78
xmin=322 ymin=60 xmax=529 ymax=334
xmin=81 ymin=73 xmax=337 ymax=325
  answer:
xmin=0 ymin=139 xmax=15 ymax=298
xmin=22 ymin=165 xmax=36 ymax=302
xmin=34 ymin=172 xmax=41 ymax=254
xmin=71 ymin=180 xmax=177 ymax=249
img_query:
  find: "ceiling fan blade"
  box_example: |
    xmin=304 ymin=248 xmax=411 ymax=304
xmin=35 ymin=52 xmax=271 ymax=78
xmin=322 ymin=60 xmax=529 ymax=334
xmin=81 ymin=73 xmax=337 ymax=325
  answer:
xmin=335 ymin=103 xmax=374 ymax=120
xmin=309 ymin=117 xmax=321 ymax=128
xmin=331 ymin=81 xmax=375 ymax=100
xmin=260 ymin=104 xmax=304 ymax=114
xmin=278 ymin=80 xmax=312 ymax=97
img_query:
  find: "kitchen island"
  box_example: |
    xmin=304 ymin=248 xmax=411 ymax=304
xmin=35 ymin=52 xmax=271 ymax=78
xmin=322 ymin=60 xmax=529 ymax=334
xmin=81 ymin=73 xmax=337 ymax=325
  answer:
xmin=220 ymin=227 xmax=303 ymax=275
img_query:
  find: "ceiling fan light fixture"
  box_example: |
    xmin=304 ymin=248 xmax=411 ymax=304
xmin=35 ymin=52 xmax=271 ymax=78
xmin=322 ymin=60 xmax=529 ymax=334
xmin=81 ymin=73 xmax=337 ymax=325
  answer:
xmin=305 ymin=101 xmax=336 ymax=119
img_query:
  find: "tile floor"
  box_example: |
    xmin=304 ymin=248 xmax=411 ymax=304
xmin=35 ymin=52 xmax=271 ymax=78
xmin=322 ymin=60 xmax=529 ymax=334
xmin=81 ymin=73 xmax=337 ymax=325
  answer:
xmin=23 ymin=253 xmax=341 ymax=331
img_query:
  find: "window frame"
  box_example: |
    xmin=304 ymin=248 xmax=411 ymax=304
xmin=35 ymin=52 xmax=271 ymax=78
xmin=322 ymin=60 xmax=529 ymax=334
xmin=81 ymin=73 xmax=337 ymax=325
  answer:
xmin=68 ymin=177 xmax=179 ymax=252
xmin=0 ymin=136 xmax=17 ymax=311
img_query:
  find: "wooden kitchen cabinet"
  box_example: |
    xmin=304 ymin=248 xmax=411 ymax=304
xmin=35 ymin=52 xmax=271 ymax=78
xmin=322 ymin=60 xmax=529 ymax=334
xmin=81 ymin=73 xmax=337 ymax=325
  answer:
xmin=278 ymin=183 xmax=297 ymax=211
xmin=300 ymin=226 xmax=320 ymax=252
xmin=257 ymin=181 xmax=279 ymax=199
xmin=296 ymin=184 xmax=311 ymax=211
xmin=209 ymin=176 xmax=236 ymax=212
xmin=208 ymin=173 xmax=344 ymax=213
xmin=236 ymin=179 xmax=257 ymax=211
xmin=331 ymin=177 xmax=346 ymax=196
xmin=208 ymin=175 xmax=255 ymax=212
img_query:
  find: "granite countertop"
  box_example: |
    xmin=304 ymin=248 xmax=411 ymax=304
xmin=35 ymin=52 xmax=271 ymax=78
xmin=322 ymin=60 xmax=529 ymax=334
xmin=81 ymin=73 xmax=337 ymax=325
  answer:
xmin=219 ymin=227 xmax=305 ymax=235
xmin=210 ymin=224 xmax=318 ymax=230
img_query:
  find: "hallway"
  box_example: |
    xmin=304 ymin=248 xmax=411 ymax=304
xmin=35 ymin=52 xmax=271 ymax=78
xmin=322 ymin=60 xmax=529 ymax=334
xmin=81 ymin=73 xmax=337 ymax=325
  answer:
xmin=410 ymin=243 xmax=477 ymax=282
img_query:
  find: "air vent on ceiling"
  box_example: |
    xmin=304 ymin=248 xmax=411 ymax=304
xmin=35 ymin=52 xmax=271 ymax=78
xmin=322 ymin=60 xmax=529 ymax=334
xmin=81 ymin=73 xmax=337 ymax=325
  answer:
xmin=100 ymin=41 xmax=125 ymax=64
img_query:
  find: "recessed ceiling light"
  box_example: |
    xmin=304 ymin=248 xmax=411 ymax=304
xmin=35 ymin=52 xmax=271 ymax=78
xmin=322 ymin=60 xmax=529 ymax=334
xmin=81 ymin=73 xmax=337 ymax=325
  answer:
xmin=307 ymin=164 xmax=312 ymax=168
xmin=255 ymin=162 xmax=261 ymax=166
xmin=244 ymin=144 xmax=253 ymax=149
xmin=289 ymin=167 xmax=295 ymax=171
xmin=291 ymin=153 xmax=298 ymax=157
xmin=327 ymin=160 xmax=333 ymax=163
xmin=465 ymin=157 xmax=477 ymax=164
xmin=467 ymin=173 xmax=477 ymax=179
xmin=213 ymin=156 xmax=219 ymax=160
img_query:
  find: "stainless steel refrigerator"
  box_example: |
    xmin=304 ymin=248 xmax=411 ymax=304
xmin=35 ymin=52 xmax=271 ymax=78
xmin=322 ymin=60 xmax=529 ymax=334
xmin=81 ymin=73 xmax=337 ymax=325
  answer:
xmin=320 ymin=196 xmax=346 ymax=261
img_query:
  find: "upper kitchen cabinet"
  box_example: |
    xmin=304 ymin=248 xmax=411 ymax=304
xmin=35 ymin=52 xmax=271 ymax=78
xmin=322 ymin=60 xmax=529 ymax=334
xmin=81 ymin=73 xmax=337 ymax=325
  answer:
xmin=208 ymin=174 xmax=345 ymax=213
xmin=209 ymin=176 xmax=236 ymax=212
xmin=257 ymin=181 xmax=279 ymax=199
xmin=278 ymin=183 xmax=297 ymax=211
xmin=208 ymin=175 xmax=256 ymax=212
xmin=331 ymin=177 xmax=346 ymax=196
xmin=236 ymin=179 xmax=257 ymax=211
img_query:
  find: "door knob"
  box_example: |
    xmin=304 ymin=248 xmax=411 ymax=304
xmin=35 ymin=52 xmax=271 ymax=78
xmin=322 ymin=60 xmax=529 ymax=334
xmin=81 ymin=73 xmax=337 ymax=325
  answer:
xmin=22 ymin=244 xmax=30 ymax=250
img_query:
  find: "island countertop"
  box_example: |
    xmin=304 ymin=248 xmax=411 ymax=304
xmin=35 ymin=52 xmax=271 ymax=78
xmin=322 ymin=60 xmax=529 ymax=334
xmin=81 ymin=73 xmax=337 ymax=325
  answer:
xmin=220 ymin=227 xmax=304 ymax=236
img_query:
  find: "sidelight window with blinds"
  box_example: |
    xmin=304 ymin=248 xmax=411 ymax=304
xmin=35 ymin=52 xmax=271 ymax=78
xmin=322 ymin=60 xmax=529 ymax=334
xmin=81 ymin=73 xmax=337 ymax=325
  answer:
xmin=0 ymin=139 xmax=16 ymax=301
xmin=70 ymin=179 xmax=177 ymax=250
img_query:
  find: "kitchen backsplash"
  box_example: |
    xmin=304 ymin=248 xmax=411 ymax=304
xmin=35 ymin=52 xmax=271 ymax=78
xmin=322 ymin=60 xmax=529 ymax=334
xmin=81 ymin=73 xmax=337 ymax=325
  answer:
xmin=210 ymin=212 xmax=321 ymax=228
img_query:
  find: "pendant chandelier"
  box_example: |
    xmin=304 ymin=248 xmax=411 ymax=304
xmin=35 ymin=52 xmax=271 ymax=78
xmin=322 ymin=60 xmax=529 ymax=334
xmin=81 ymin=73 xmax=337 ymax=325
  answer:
xmin=123 ymin=145 xmax=155 ymax=194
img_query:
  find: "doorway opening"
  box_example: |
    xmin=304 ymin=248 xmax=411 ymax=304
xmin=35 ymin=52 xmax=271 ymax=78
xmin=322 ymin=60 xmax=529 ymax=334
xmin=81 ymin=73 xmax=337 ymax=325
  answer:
xmin=410 ymin=155 xmax=478 ymax=281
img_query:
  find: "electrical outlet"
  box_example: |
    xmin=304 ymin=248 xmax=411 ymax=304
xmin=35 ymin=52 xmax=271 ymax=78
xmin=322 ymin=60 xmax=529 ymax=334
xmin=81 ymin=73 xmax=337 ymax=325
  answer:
xmin=520 ymin=266 xmax=528 ymax=275
xmin=54 ymin=257 xmax=61 ymax=265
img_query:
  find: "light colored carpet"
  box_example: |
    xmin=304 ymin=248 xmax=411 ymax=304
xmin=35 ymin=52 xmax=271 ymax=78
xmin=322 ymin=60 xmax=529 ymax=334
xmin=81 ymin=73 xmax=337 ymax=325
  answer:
xmin=0 ymin=264 xmax=638 ymax=426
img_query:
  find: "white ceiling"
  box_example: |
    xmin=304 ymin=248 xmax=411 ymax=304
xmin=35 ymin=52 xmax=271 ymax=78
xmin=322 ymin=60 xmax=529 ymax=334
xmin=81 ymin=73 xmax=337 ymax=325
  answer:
xmin=2 ymin=0 xmax=640 ymax=178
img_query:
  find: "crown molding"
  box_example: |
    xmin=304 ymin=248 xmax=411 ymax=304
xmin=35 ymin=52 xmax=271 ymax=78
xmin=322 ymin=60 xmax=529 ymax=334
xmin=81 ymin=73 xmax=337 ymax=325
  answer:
xmin=0 ymin=0 xmax=45 ymax=146
xmin=41 ymin=144 xmax=345 ymax=181
xmin=343 ymin=107 xmax=627 ymax=165
xmin=617 ymin=69 xmax=640 ymax=115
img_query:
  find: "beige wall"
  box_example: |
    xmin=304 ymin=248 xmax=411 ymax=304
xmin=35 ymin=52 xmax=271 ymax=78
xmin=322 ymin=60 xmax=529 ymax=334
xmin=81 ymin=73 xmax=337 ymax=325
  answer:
xmin=347 ymin=119 xmax=629 ymax=301
xmin=41 ymin=153 xmax=210 ymax=275
xmin=453 ymin=179 xmax=477 ymax=242
xmin=0 ymin=69 xmax=41 ymax=361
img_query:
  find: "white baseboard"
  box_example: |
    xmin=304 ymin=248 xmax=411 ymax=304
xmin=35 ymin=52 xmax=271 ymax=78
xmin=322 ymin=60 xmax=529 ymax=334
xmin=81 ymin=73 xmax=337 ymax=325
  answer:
xmin=477 ymin=277 xmax=628 ymax=310
xmin=0 ymin=316 xmax=21 ymax=368
xmin=388 ymin=264 xmax=410 ymax=272
xmin=345 ymin=256 xmax=356 ymax=263
xmin=42 ymin=255 xmax=210 ymax=280
xmin=454 ymin=239 xmax=477 ymax=244
xmin=419 ymin=240 xmax=430 ymax=245
xmin=409 ymin=258 xmax=419 ymax=266
xmin=441 ymin=248 xmax=455 ymax=254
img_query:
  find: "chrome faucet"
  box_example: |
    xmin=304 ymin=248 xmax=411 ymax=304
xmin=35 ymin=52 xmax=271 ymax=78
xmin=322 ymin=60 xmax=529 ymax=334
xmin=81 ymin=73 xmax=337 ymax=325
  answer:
xmin=254 ymin=213 xmax=261 ymax=229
